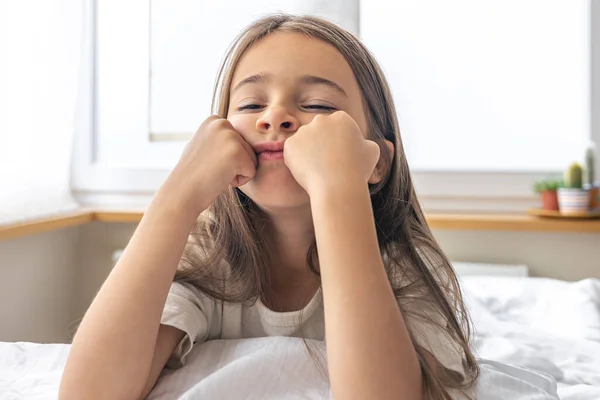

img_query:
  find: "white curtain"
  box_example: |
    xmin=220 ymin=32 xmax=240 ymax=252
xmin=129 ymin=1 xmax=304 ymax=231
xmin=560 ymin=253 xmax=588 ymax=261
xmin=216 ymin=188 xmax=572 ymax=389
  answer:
xmin=0 ymin=0 xmax=82 ymax=225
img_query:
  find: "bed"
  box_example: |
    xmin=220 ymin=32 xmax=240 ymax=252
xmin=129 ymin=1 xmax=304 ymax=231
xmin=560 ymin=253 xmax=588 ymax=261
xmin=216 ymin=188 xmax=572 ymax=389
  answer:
xmin=1 ymin=274 xmax=599 ymax=399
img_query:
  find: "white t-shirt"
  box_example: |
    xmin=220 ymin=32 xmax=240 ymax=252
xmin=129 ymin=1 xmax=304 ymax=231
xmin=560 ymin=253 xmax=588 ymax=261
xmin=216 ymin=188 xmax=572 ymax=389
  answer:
xmin=160 ymin=280 xmax=466 ymax=378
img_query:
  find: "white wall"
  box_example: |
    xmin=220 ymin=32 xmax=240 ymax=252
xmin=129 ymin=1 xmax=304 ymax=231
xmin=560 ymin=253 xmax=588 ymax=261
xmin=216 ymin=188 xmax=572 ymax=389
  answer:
xmin=71 ymin=222 xmax=137 ymax=325
xmin=0 ymin=227 xmax=79 ymax=343
xmin=434 ymin=230 xmax=600 ymax=282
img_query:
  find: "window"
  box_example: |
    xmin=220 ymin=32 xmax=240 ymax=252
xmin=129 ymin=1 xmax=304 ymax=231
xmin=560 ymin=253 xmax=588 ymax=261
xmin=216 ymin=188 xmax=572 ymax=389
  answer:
xmin=150 ymin=1 xmax=358 ymax=142
xmin=361 ymin=0 xmax=590 ymax=172
xmin=94 ymin=1 xmax=357 ymax=169
xmin=72 ymin=0 xmax=600 ymax=212
xmin=73 ymin=0 xmax=358 ymax=204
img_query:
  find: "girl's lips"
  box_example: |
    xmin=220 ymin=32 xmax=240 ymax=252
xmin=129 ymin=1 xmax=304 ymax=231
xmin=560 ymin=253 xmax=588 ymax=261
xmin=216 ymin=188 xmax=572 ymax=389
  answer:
xmin=254 ymin=140 xmax=286 ymax=161
xmin=258 ymin=150 xmax=284 ymax=161
xmin=254 ymin=140 xmax=285 ymax=153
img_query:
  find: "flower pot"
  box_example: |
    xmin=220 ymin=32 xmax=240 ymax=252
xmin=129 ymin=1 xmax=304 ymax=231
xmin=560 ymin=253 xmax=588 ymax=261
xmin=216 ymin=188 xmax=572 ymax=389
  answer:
xmin=591 ymin=185 xmax=599 ymax=210
xmin=540 ymin=190 xmax=559 ymax=211
xmin=557 ymin=188 xmax=590 ymax=214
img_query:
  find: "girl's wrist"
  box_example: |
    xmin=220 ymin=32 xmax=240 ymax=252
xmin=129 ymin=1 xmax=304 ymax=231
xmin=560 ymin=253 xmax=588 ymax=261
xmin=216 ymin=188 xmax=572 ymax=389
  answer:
xmin=307 ymin=176 xmax=369 ymax=202
xmin=155 ymin=171 xmax=212 ymax=221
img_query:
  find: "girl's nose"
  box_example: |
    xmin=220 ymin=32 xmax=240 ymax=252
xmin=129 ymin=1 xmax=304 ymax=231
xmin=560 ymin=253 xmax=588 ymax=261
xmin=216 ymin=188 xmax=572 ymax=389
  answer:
xmin=256 ymin=106 xmax=299 ymax=134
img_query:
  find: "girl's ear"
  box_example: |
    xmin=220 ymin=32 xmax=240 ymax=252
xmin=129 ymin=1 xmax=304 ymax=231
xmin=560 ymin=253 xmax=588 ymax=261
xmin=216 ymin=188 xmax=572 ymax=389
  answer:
xmin=368 ymin=139 xmax=395 ymax=184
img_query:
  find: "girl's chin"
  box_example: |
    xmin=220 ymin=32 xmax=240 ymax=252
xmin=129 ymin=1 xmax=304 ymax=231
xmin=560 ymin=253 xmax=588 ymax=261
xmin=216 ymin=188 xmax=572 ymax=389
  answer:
xmin=250 ymin=166 xmax=300 ymax=187
xmin=240 ymin=179 xmax=309 ymax=208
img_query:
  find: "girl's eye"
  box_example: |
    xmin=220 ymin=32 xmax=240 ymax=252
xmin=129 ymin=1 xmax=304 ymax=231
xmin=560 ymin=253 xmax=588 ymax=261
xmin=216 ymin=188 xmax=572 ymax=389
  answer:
xmin=304 ymin=104 xmax=337 ymax=111
xmin=237 ymin=104 xmax=264 ymax=111
xmin=236 ymin=104 xmax=336 ymax=112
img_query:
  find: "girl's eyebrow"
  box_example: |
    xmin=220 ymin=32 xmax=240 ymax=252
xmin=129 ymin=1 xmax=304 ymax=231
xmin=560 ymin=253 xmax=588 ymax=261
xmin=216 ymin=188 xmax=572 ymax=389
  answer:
xmin=231 ymin=72 xmax=347 ymax=97
xmin=298 ymin=75 xmax=347 ymax=97
xmin=232 ymin=72 xmax=272 ymax=94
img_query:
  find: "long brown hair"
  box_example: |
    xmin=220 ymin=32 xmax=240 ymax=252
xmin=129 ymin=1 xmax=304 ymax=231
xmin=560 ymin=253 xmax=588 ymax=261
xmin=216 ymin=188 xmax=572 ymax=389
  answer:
xmin=176 ymin=14 xmax=479 ymax=399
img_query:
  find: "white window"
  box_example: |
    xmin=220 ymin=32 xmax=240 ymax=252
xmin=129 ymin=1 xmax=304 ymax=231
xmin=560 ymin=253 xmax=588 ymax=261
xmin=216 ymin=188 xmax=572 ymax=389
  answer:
xmin=73 ymin=0 xmax=599 ymax=212
xmin=359 ymin=0 xmax=599 ymax=211
xmin=73 ymin=0 xmax=358 ymax=204
xmin=362 ymin=0 xmax=591 ymax=172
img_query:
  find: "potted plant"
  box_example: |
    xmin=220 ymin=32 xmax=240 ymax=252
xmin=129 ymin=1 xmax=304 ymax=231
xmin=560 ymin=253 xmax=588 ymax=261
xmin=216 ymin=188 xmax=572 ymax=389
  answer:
xmin=557 ymin=162 xmax=591 ymax=214
xmin=583 ymin=139 xmax=599 ymax=210
xmin=533 ymin=177 xmax=561 ymax=211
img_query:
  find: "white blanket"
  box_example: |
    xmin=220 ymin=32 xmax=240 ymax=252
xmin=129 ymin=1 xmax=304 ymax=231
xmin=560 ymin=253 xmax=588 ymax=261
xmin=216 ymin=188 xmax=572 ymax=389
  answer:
xmin=0 ymin=338 xmax=561 ymax=400
xmin=1 ymin=276 xmax=599 ymax=399
xmin=461 ymin=276 xmax=600 ymax=400
xmin=147 ymin=337 xmax=564 ymax=400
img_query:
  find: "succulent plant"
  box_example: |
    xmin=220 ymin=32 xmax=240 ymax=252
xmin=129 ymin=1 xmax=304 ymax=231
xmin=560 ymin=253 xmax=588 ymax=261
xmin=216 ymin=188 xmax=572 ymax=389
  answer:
xmin=533 ymin=177 xmax=562 ymax=194
xmin=564 ymin=162 xmax=584 ymax=188
xmin=585 ymin=142 xmax=596 ymax=185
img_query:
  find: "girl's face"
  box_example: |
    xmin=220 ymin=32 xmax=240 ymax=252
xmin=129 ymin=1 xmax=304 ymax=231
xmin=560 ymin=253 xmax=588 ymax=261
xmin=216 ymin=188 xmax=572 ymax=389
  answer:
xmin=227 ymin=32 xmax=368 ymax=210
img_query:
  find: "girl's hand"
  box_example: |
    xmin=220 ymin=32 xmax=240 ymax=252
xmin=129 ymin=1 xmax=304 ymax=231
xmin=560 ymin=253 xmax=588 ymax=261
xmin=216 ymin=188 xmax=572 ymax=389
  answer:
xmin=163 ymin=116 xmax=257 ymax=215
xmin=283 ymin=111 xmax=380 ymax=196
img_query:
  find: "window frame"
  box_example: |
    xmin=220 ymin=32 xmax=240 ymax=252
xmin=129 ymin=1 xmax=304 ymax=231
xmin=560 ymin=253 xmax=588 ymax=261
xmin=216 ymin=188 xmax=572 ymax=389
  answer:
xmin=71 ymin=0 xmax=600 ymax=213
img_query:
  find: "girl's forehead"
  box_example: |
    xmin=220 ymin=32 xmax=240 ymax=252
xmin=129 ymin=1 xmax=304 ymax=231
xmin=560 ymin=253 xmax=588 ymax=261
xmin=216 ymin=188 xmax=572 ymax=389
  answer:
xmin=231 ymin=32 xmax=359 ymax=92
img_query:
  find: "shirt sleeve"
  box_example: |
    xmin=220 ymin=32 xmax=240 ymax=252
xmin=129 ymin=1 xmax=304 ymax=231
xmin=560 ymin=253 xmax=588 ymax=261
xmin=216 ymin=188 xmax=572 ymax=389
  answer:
xmin=160 ymin=281 xmax=215 ymax=369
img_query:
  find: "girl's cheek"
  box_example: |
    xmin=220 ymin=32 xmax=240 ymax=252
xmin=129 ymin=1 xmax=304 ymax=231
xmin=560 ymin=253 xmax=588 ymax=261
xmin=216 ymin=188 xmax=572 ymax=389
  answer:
xmin=227 ymin=114 xmax=255 ymax=137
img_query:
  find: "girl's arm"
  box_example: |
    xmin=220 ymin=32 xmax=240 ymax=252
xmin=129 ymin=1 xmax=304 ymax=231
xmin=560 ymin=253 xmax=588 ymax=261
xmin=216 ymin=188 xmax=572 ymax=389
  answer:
xmin=311 ymin=181 xmax=422 ymax=400
xmin=284 ymin=111 xmax=422 ymax=400
xmin=59 ymin=189 xmax=198 ymax=400
xmin=138 ymin=324 xmax=186 ymax=399
xmin=59 ymin=116 xmax=257 ymax=400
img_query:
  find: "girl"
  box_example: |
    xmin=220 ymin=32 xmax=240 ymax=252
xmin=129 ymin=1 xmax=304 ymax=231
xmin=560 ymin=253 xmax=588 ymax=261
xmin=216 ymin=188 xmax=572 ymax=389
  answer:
xmin=60 ymin=14 xmax=478 ymax=400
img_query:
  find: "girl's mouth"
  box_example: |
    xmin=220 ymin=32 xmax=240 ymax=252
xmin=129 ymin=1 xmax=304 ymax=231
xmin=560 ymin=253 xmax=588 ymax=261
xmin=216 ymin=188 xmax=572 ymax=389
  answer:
xmin=257 ymin=150 xmax=284 ymax=161
xmin=253 ymin=140 xmax=286 ymax=162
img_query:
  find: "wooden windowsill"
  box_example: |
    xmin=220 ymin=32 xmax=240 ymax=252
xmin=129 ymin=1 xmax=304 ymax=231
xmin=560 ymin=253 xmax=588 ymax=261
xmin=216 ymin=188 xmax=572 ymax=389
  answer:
xmin=0 ymin=209 xmax=143 ymax=241
xmin=1 ymin=209 xmax=600 ymax=241
xmin=93 ymin=209 xmax=145 ymax=223
xmin=426 ymin=213 xmax=600 ymax=233
xmin=0 ymin=211 xmax=95 ymax=241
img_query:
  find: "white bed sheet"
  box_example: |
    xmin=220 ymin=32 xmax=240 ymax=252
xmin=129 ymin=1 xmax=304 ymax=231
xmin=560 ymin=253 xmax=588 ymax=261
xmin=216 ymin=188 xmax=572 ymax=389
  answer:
xmin=1 ymin=276 xmax=599 ymax=399
xmin=462 ymin=276 xmax=600 ymax=400
xmin=147 ymin=338 xmax=564 ymax=400
xmin=0 ymin=339 xmax=561 ymax=400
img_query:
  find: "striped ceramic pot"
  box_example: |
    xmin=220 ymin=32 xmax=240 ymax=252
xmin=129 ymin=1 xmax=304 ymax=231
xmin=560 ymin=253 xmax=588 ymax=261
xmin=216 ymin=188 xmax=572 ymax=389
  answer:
xmin=557 ymin=188 xmax=591 ymax=214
